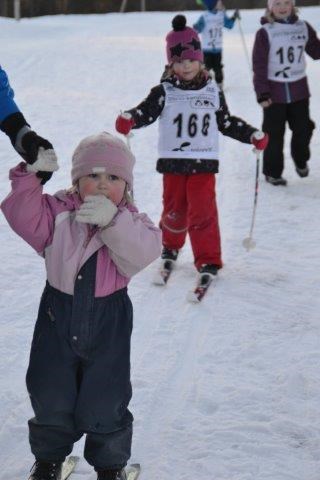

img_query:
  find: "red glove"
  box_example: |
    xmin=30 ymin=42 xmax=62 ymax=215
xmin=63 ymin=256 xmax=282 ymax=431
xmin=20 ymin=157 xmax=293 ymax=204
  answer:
xmin=251 ymin=131 xmax=269 ymax=151
xmin=115 ymin=113 xmax=135 ymax=135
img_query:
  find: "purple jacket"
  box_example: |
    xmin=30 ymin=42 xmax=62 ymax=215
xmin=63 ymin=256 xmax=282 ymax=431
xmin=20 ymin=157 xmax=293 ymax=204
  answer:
xmin=252 ymin=15 xmax=320 ymax=104
xmin=1 ymin=163 xmax=162 ymax=297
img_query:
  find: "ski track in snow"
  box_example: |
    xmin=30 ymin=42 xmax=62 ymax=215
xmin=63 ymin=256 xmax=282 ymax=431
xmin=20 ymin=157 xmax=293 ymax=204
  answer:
xmin=1 ymin=8 xmax=320 ymax=480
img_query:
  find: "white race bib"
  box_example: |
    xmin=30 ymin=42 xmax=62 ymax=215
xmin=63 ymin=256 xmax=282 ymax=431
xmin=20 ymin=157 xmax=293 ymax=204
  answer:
xmin=158 ymin=81 xmax=220 ymax=160
xmin=201 ymin=11 xmax=225 ymax=50
xmin=264 ymin=21 xmax=308 ymax=82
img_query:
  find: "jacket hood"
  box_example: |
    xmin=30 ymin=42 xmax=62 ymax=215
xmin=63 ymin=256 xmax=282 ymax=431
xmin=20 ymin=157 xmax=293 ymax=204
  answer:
xmin=260 ymin=14 xmax=299 ymax=25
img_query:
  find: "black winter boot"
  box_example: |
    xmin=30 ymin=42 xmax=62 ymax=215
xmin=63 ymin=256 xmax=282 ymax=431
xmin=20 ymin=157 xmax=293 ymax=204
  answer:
xmin=295 ymin=166 xmax=309 ymax=178
xmin=161 ymin=247 xmax=179 ymax=261
xmin=265 ymin=175 xmax=287 ymax=186
xmin=97 ymin=469 xmax=127 ymax=480
xmin=199 ymin=264 xmax=219 ymax=276
xmin=29 ymin=461 xmax=62 ymax=480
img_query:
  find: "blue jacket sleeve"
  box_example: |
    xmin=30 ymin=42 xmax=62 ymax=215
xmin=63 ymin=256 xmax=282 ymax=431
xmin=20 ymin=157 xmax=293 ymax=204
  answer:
xmin=0 ymin=66 xmax=20 ymax=123
xmin=193 ymin=15 xmax=205 ymax=33
xmin=224 ymin=13 xmax=235 ymax=29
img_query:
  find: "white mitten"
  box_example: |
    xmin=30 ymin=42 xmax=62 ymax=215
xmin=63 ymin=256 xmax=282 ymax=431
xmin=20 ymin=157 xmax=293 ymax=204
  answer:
xmin=75 ymin=195 xmax=117 ymax=227
xmin=26 ymin=147 xmax=59 ymax=173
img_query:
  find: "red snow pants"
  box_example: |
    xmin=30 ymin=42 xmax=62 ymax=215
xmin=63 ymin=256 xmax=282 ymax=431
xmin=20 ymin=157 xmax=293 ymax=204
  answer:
xmin=160 ymin=173 xmax=222 ymax=270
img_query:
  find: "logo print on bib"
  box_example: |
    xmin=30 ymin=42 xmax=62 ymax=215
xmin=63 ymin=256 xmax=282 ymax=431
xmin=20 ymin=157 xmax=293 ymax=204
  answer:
xmin=191 ymin=98 xmax=215 ymax=109
xmin=172 ymin=142 xmax=191 ymax=152
xmin=275 ymin=66 xmax=291 ymax=78
xmin=290 ymin=34 xmax=306 ymax=41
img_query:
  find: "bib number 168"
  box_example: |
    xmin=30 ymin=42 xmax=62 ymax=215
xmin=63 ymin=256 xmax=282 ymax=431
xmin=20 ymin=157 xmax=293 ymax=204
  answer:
xmin=173 ymin=113 xmax=211 ymax=138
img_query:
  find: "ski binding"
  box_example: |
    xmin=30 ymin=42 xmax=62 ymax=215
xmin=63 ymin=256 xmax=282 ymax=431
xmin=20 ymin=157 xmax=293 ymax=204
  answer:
xmin=61 ymin=457 xmax=140 ymax=480
xmin=153 ymin=259 xmax=175 ymax=285
xmin=187 ymin=272 xmax=216 ymax=303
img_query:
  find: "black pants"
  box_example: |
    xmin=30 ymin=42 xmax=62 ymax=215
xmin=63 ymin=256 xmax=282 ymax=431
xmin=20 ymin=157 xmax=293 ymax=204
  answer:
xmin=26 ymin=266 xmax=133 ymax=470
xmin=204 ymin=52 xmax=223 ymax=84
xmin=262 ymin=99 xmax=315 ymax=178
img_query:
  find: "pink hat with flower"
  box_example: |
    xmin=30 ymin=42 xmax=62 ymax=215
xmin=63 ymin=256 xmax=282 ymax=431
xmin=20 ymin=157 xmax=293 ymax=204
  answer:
xmin=71 ymin=132 xmax=135 ymax=189
xmin=166 ymin=15 xmax=204 ymax=64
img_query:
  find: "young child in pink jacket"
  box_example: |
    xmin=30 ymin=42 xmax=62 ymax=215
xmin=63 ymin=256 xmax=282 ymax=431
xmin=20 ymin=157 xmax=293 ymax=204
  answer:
xmin=1 ymin=132 xmax=161 ymax=480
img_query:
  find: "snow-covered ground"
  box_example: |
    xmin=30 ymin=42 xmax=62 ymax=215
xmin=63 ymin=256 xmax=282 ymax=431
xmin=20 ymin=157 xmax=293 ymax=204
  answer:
xmin=0 ymin=7 xmax=320 ymax=480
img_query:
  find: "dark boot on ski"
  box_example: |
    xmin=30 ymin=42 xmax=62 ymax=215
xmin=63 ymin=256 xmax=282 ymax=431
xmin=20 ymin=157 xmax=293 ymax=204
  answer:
xmin=295 ymin=166 xmax=309 ymax=178
xmin=265 ymin=175 xmax=287 ymax=186
xmin=97 ymin=468 xmax=127 ymax=480
xmin=187 ymin=264 xmax=219 ymax=302
xmin=29 ymin=461 xmax=62 ymax=480
xmin=161 ymin=247 xmax=179 ymax=261
xmin=199 ymin=264 xmax=219 ymax=276
xmin=153 ymin=247 xmax=179 ymax=285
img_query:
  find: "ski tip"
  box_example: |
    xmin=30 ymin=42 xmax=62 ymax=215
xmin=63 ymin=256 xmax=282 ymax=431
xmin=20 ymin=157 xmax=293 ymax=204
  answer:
xmin=61 ymin=456 xmax=79 ymax=480
xmin=187 ymin=291 xmax=200 ymax=303
xmin=152 ymin=274 xmax=166 ymax=286
xmin=126 ymin=463 xmax=141 ymax=480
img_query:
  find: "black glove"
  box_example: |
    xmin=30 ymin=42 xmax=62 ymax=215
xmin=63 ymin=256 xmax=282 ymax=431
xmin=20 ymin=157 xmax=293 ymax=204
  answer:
xmin=257 ymin=93 xmax=272 ymax=108
xmin=21 ymin=131 xmax=55 ymax=185
xmin=22 ymin=132 xmax=56 ymax=185
xmin=20 ymin=130 xmax=53 ymax=163
xmin=0 ymin=112 xmax=55 ymax=185
xmin=232 ymin=9 xmax=241 ymax=20
xmin=33 ymin=170 xmax=53 ymax=185
xmin=1 ymin=111 xmax=27 ymax=142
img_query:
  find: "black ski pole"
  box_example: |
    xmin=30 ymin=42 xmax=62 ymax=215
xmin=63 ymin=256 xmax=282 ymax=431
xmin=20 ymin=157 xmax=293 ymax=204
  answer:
xmin=243 ymin=148 xmax=261 ymax=251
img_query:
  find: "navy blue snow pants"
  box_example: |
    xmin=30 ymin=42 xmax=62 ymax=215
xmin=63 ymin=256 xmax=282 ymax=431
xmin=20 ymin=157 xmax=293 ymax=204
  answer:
xmin=26 ymin=253 xmax=133 ymax=470
xmin=262 ymin=99 xmax=315 ymax=178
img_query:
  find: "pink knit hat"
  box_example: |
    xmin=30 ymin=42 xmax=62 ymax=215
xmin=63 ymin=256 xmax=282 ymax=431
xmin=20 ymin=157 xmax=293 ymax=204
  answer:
xmin=267 ymin=0 xmax=295 ymax=9
xmin=166 ymin=15 xmax=204 ymax=64
xmin=71 ymin=132 xmax=135 ymax=189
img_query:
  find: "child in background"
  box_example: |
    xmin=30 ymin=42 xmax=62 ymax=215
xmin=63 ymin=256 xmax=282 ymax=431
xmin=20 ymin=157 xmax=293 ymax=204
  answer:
xmin=116 ymin=15 xmax=268 ymax=278
xmin=0 ymin=65 xmax=56 ymax=184
xmin=193 ymin=0 xmax=240 ymax=89
xmin=252 ymin=0 xmax=320 ymax=186
xmin=1 ymin=132 xmax=161 ymax=480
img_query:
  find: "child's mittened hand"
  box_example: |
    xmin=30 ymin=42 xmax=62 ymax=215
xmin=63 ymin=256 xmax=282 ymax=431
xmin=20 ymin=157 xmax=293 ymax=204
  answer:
xmin=251 ymin=131 xmax=269 ymax=151
xmin=115 ymin=113 xmax=135 ymax=135
xmin=26 ymin=147 xmax=59 ymax=173
xmin=75 ymin=195 xmax=118 ymax=228
xmin=259 ymin=99 xmax=272 ymax=109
